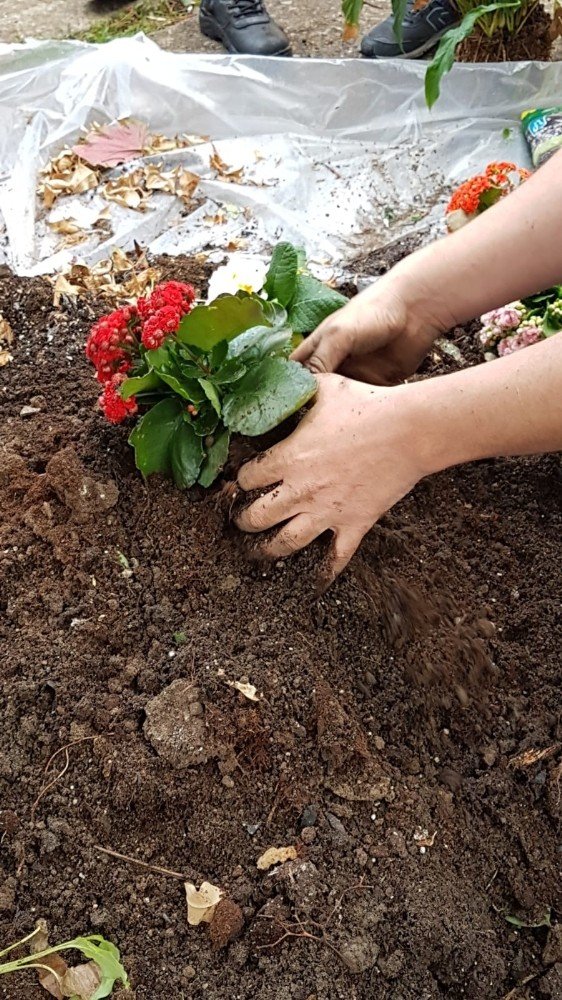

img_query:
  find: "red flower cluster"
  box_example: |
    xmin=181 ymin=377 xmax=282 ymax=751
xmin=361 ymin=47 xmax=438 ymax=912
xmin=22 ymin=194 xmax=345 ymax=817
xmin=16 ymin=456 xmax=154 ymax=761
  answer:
xmin=446 ymin=162 xmax=531 ymax=217
xmin=137 ymin=281 xmax=196 ymax=351
xmin=86 ymin=305 xmax=137 ymax=384
xmin=86 ymin=280 xmax=196 ymax=424
xmin=99 ymin=373 xmax=138 ymax=424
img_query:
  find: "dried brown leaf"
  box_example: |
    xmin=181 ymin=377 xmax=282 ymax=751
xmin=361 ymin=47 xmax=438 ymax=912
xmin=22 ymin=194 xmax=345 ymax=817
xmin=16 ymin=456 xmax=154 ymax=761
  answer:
xmin=0 ymin=349 xmax=12 ymax=367
xmin=176 ymin=168 xmax=200 ymax=203
xmin=210 ymin=149 xmax=244 ymax=184
xmin=509 ymin=744 xmax=561 ymax=768
xmin=30 ymin=921 xmax=67 ymax=999
xmin=73 ymin=120 xmax=148 ymax=168
xmin=227 ymin=680 xmax=259 ymax=702
xmin=61 ymin=962 xmax=102 ymax=998
xmin=0 ymin=315 xmax=14 ymax=346
xmin=39 ymin=152 xmax=99 ymax=208
xmin=53 ymin=274 xmax=80 ymax=308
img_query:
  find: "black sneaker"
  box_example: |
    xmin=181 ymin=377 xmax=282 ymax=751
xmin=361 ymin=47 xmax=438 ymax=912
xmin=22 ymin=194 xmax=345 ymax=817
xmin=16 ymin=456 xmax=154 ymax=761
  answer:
xmin=199 ymin=0 xmax=292 ymax=57
xmin=361 ymin=0 xmax=459 ymax=59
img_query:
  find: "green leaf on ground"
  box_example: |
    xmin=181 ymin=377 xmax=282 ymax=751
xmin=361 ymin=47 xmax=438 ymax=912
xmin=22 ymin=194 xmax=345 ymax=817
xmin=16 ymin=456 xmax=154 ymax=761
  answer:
xmin=223 ymin=357 xmax=316 ymax=436
xmin=199 ymin=427 xmax=231 ymax=487
xmin=128 ymin=397 xmax=183 ymax=477
xmin=288 ymin=274 xmax=347 ymax=334
xmin=263 ymin=242 xmax=299 ymax=306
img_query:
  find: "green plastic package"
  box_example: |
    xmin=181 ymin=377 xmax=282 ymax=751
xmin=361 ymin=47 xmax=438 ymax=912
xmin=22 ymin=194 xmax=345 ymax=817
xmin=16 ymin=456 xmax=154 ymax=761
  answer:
xmin=521 ymin=107 xmax=562 ymax=167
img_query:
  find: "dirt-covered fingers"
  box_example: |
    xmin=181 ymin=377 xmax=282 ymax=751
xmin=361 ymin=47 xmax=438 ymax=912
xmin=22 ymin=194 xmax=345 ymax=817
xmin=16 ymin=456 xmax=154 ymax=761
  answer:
xmin=237 ymin=444 xmax=285 ymax=492
xmin=258 ymin=513 xmax=324 ymax=558
xmin=317 ymin=526 xmax=366 ymax=591
xmin=235 ymin=482 xmax=302 ymax=534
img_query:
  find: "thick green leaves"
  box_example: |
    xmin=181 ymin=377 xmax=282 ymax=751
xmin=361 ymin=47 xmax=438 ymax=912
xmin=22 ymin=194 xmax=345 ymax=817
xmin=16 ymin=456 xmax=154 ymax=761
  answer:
xmin=198 ymin=427 xmax=231 ymax=487
xmin=177 ymin=294 xmax=272 ymax=350
xmin=198 ymin=378 xmax=221 ymax=416
xmin=120 ymin=369 xmax=163 ymax=400
xmin=128 ymin=397 xmax=184 ymax=477
xmin=211 ymin=356 xmax=248 ymax=385
xmin=425 ymin=2 xmax=517 ymax=108
xmin=288 ymin=274 xmax=347 ymax=334
xmin=170 ymin=421 xmax=204 ymax=488
xmin=223 ymin=357 xmax=316 ymax=436
xmin=227 ymin=325 xmax=292 ymax=364
xmin=263 ymin=242 xmax=299 ymax=306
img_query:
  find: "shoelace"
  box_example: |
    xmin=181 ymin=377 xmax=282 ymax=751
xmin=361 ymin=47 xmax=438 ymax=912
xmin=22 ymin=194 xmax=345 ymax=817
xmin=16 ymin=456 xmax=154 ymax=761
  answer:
xmin=227 ymin=0 xmax=265 ymax=19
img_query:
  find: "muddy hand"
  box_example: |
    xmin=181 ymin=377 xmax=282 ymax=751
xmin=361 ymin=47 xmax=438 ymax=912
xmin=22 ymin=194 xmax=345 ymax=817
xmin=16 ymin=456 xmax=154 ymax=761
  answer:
xmin=291 ymin=270 xmax=443 ymax=386
xmin=235 ymin=373 xmax=429 ymax=586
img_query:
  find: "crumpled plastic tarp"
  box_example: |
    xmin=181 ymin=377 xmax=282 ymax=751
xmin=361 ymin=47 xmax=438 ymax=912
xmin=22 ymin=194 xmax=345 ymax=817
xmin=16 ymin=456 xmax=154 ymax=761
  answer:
xmin=0 ymin=34 xmax=561 ymax=278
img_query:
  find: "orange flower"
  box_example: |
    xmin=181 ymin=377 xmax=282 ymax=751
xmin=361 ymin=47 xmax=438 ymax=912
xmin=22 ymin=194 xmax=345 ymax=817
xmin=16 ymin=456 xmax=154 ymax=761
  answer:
xmin=447 ymin=162 xmax=531 ymax=217
xmin=446 ymin=174 xmax=491 ymax=215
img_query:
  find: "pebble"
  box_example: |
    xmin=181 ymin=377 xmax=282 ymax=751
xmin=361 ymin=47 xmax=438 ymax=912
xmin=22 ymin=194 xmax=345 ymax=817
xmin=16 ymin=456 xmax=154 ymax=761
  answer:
xmin=222 ymin=775 xmax=235 ymax=788
xmin=20 ymin=405 xmax=41 ymax=417
xmin=298 ymin=805 xmax=317 ymax=829
xmin=181 ymin=965 xmax=196 ymax=982
xmin=300 ymin=826 xmax=316 ymax=844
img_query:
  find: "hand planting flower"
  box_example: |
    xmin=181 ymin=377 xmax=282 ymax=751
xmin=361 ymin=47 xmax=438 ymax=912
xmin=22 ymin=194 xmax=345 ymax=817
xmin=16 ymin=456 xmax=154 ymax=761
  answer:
xmin=85 ymin=243 xmax=347 ymax=489
xmin=446 ymin=163 xmax=531 ymax=232
xmin=207 ymin=254 xmax=268 ymax=301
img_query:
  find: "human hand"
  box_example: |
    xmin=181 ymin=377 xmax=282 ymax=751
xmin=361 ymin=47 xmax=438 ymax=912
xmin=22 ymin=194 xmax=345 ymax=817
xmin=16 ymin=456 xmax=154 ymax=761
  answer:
xmin=291 ymin=268 xmax=445 ymax=386
xmin=235 ymin=372 xmax=433 ymax=585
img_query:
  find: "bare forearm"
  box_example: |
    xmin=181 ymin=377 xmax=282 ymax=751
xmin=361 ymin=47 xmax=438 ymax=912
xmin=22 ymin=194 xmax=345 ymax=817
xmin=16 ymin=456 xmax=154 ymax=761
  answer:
xmin=409 ymin=335 xmax=562 ymax=476
xmin=391 ymin=149 xmax=562 ymax=332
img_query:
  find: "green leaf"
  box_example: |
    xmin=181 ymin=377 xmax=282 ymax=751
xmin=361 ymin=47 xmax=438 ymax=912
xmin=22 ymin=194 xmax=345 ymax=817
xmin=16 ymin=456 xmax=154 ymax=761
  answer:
xmin=223 ymin=357 xmax=317 ymax=436
xmin=288 ymin=274 xmax=347 ymax=334
xmin=120 ymin=369 xmax=164 ymax=400
xmin=342 ymin=0 xmax=364 ymax=30
xmin=425 ymin=2 xmax=518 ymax=109
xmin=64 ymin=936 xmax=129 ymax=999
xmin=504 ymin=909 xmax=551 ymax=930
xmin=211 ymin=356 xmax=248 ymax=385
xmin=198 ymin=378 xmax=221 ymax=416
xmin=189 ymin=403 xmax=219 ymax=437
xmin=211 ymin=340 xmax=229 ymax=368
xmin=170 ymin=420 xmax=204 ymax=488
xmin=177 ymin=293 xmax=272 ymax=350
xmin=128 ymin=397 xmax=183 ymax=477
xmin=227 ymin=325 xmax=292 ymax=364
xmin=263 ymin=242 xmax=299 ymax=307
xmin=199 ymin=427 xmax=231 ymax=487
xmin=146 ymin=347 xmax=204 ymax=402
xmin=391 ymin=0 xmax=408 ymax=49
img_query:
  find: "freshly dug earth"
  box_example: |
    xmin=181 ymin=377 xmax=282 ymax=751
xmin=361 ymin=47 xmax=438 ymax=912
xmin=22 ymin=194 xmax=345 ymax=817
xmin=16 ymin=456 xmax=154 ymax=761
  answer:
xmin=458 ymin=3 xmax=552 ymax=62
xmin=1 ymin=255 xmax=561 ymax=1000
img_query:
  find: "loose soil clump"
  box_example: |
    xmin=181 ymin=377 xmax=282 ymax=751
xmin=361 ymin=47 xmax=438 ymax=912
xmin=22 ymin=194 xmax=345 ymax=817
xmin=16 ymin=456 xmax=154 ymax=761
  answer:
xmin=0 ymin=255 xmax=560 ymax=999
xmin=458 ymin=3 xmax=552 ymax=62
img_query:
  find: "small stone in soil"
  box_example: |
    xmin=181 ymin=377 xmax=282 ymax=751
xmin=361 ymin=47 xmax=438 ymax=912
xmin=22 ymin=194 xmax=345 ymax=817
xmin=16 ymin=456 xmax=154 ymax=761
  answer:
xmin=298 ymin=805 xmax=318 ymax=829
xmin=300 ymin=826 xmax=316 ymax=844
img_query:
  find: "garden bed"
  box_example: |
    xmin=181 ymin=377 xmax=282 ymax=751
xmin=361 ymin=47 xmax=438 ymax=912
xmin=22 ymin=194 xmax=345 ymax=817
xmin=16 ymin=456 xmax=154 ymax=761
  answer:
xmin=1 ymin=254 xmax=560 ymax=1000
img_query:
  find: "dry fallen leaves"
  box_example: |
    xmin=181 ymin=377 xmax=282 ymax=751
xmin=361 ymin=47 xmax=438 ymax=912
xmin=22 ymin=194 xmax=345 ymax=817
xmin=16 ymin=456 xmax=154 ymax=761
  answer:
xmin=30 ymin=920 xmax=102 ymax=1000
xmin=72 ymin=120 xmax=149 ymax=168
xmin=185 ymin=881 xmax=222 ymax=926
xmin=226 ymin=680 xmax=260 ymax=702
xmin=210 ymin=149 xmax=244 ymax=184
xmin=39 ymin=152 xmax=99 ymax=209
xmin=0 ymin=313 xmax=14 ymax=367
xmin=257 ymin=846 xmax=298 ymax=871
xmin=51 ymin=247 xmax=161 ymax=307
xmin=509 ymin=744 xmax=561 ymax=769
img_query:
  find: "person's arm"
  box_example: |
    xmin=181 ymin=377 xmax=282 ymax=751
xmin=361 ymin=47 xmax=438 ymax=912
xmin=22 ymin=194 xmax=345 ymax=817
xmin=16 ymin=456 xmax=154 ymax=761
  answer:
xmin=293 ymin=149 xmax=562 ymax=385
xmin=236 ymin=335 xmax=562 ymax=584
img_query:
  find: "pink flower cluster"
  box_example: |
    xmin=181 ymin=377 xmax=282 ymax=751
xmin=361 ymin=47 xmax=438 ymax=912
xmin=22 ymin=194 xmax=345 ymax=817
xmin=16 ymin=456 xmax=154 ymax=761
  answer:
xmin=479 ymin=303 xmax=524 ymax=349
xmin=497 ymin=319 xmax=542 ymax=357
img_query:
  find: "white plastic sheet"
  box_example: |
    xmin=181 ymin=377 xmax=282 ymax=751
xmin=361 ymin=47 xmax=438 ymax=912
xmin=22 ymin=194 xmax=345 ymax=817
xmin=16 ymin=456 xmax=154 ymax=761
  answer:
xmin=0 ymin=35 xmax=561 ymax=277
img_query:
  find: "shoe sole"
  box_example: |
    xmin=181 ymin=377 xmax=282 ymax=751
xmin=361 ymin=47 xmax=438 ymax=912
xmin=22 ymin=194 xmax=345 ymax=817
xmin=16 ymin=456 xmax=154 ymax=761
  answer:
xmin=362 ymin=23 xmax=460 ymax=60
xmin=200 ymin=13 xmax=293 ymax=57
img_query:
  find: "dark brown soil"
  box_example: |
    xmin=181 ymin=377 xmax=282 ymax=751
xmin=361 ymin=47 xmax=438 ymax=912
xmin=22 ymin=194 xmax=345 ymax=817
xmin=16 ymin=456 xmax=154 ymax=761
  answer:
xmin=458 ymin=3 xmax=552 ymax=62
xmin=1 ymin=254 xmax=561 ymax=1000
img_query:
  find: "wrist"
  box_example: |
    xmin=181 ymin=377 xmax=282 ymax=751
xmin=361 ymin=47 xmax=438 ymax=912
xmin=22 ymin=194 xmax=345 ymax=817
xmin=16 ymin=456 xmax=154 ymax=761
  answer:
xmin=383 ymin=255 xmax=452 ymax=347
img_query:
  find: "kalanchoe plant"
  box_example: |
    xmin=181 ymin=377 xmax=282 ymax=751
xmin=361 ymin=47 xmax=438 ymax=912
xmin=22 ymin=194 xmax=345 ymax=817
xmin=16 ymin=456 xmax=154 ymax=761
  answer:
xmin=445 ymin=162 xmax=530 ymax=232
xmin=86 ymin=242 xmax=347 ymax=488
xmin=478 ymin=286 xmax=562 ymax=358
